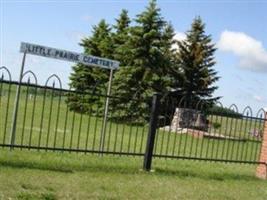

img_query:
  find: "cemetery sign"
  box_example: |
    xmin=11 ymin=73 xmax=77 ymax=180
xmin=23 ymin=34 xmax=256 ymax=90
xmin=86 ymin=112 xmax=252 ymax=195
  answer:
xmin=20 ymin=42 xmax=119 ymax=69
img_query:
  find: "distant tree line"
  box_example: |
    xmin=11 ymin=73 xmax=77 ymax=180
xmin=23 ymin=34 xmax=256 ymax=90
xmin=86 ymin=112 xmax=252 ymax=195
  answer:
xmin=206 ymin=106 xmax=243 ymax=119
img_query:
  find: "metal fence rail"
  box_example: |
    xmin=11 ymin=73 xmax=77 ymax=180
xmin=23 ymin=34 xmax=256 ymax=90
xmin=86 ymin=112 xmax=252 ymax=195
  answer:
xmin=0 ymin=67 xmax=149 ymax=156
xmin=0 ymin=67 xmax=266 ymax=170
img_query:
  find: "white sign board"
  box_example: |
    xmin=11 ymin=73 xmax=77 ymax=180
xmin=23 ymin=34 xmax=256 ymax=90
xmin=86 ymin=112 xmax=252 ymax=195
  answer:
xmin=20 ymin=42 xmax=119 ymax=69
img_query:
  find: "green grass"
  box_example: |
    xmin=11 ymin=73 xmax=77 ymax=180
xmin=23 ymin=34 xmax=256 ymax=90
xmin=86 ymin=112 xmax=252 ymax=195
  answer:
xmin=208 ymin=114 xmax=264 ymax=138
xmin=0 ymin=84 xmax=267 ymax=199
xmin=0 ymin=149 xmax=267 ymax=200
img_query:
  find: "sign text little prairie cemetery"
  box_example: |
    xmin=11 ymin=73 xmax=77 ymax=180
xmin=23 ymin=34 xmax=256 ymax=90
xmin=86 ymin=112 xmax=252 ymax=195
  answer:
xmin=20 ymin=42 xmax=120 ymax=69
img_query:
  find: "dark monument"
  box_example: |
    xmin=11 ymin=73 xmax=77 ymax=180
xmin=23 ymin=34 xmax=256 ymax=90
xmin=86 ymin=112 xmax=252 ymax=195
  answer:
xmin=170 ymin=108 xmax=208 ymax=131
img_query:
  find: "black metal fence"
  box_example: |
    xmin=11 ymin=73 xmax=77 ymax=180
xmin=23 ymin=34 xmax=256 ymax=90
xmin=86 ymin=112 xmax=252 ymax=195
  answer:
xmin=0 ymin=67 xmax=266 ymax=170
xmin=0 ymin=67 xmax=149 ymax=156
xmin=151 ymin=94 xmax=266 ymax=166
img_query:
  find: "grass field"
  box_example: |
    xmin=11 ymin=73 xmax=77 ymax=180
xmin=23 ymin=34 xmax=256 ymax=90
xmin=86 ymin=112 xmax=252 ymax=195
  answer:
xmin=0 ymin=149 xmax=267 ymax=200
xmin=0 ymin=81 xmax=267 ymax=200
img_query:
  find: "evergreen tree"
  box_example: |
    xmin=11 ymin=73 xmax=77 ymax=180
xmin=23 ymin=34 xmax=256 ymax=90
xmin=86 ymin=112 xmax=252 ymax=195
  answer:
xmin=112 ymin=9 xmax=131 ymax=66
xmin=111 ymin=0 xmax=176 ymax=122
xmin=67 ymin=19 xmax=113 ymax=113
xmin=161 ymin=23 xmax=182 ymax=93
xmin=177 ymin=17 xmax=220 ymax=107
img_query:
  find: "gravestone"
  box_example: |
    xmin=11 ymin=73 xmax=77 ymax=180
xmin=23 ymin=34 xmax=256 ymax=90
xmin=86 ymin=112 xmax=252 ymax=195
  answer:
xmin=171 ymin=108 xmax=208 ymax=131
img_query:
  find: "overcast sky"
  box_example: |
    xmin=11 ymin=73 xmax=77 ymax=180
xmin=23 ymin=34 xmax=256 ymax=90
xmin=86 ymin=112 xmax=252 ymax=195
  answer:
xmin=0 ymin=0 xmax=267 ymax=113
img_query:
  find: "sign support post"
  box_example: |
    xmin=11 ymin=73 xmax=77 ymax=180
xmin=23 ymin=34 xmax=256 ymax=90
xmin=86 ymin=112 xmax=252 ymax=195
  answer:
xmin=10 ymin=51 xmax=27 ymax=147
xmin=100 ymin=69 xmax=113 ymax=152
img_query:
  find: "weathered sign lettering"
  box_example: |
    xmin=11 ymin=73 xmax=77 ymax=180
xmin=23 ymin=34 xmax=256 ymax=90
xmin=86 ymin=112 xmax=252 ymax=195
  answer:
xmin=20 ymin=42 xmax=119 ymax=69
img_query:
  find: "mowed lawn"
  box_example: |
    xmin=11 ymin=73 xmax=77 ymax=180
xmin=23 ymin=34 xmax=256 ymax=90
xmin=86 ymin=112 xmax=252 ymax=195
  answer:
xmin=1 ymin=82 xmax=267 ymax=200
xmin=0 ymin=149 xmax=267 ymax=200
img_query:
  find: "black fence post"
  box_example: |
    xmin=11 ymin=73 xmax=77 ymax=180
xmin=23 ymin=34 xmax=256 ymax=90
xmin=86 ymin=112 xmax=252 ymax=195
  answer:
xmin=143 ymin=93 xmax=160 ymax=171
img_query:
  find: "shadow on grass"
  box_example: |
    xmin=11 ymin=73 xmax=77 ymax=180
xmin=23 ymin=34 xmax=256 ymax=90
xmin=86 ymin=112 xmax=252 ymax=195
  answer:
xmin=0 ymin=160 xmax=75 ymax=173
xmin=0 ymin=158 xmax=139 ymax=175
xmin=154 ymin=167 xmax=259 ymax=182
xmin=0 ymin=152 xmax=261 ymax=182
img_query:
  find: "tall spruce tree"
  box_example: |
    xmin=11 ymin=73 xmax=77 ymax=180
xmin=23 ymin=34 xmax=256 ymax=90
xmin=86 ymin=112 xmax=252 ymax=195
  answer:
xmin=161 ymin=23 xmax=182 ymax=93
xmin=67 ymin=19 xmax=113 ymax=113
xmin=111 ymin=0 xmax=176 ymax=122
xmin=177 ymin=17 xmax=220 ymax=107
xmin=112 ymin=9 xmax=131 ymax=66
